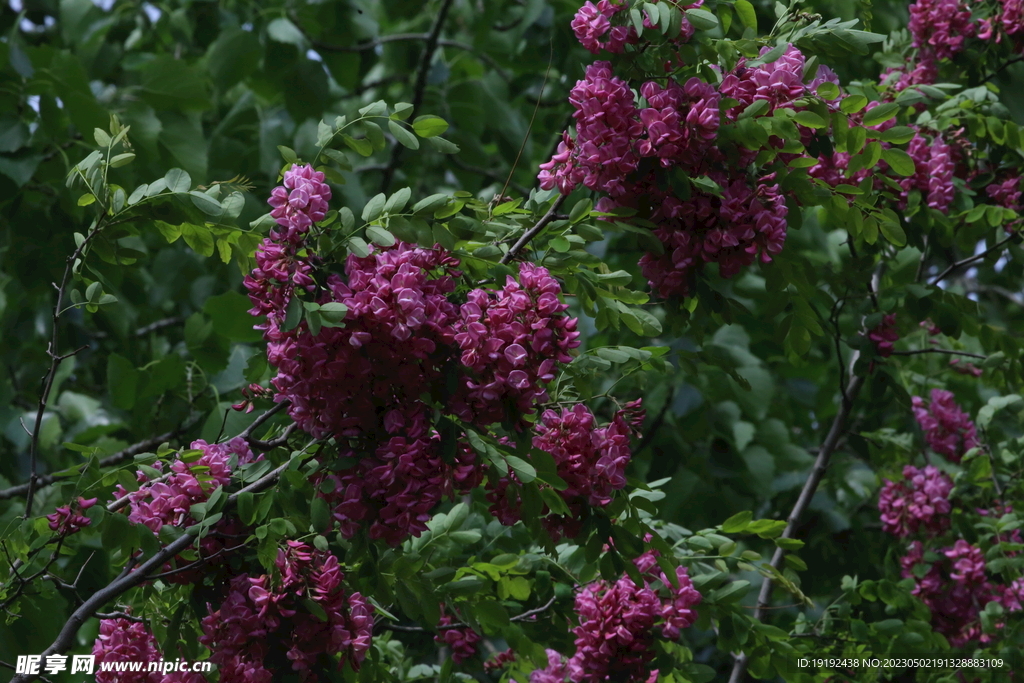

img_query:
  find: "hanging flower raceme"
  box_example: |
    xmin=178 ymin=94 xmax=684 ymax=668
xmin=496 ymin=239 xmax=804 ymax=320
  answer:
xmin=866 ymin=313 xmax=899 ymax=357
xmin=93 ymin=618 xmax=205 ymax=683
xmin=45 ymin=496 xmax=97 ymax=536
xmin=115 ymin=438 xmax=258 ymax=534
xmin=487 ymin=401 xmax=643 ymax=538
xmin=200 ymin=541 xmax=372 ymax=682
xmin=900 ymin=539 xmax=1007 ymax=647
xmin=912 ymin=389 xmax=980 ymax=462
xmin=908 ymin=0 xmax=977 ymax=61
xmin=435 ymin=609 xmax=481 ymax=664
xmin=878 ymin=465 xmax=953 ymax=538
xmin=452 ymin=263 xmax=581 ymax=427
xmin=529 ymin=551 xmax=701 ymax=683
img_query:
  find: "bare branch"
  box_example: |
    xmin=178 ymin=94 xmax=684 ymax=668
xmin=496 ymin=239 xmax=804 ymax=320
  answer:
xmin=0 ymin=413 xmax=204 ymax=501
xmin=890 ymin=348 xmax=986 ymax=359
xmin=929 ymin=233 xmax=1018 ymax=286
xmin=500 ymin=194 xmax=568 ymax=264
xmin=379 ymin=0 xmax=457 ymax=194
xmin=728 ymin=373 xmax=866 ymax=683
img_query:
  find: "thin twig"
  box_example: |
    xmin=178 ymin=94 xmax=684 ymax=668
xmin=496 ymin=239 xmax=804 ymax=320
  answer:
xmin=247 ymin=422 xmax=299 ymax=451
xmin=0 ymin=414 xmax=204 ymax=501
xmin=386 ymin=595 xmax=559 ymax=632
xmin=25 ymin=222 xmax=108 ymax=517
xmin=500 ymin=194 xmax=568 ymax=264
xmin=928 ymin=234 xmax=1018 ymax=286
xmin=94 ymin=611 xmax=146 ymax=623
xmin=379 ymin=0 xmax=457 ymax=194
xmin=890 ymin=348 xmax=986 ymax=359
xmin=728 ymin=373 xmax=866 ymax=683
xmin=8 ymin=439 xmax=317 ymax=683
xmin=134 ymin=317 xmax=183 ymax=337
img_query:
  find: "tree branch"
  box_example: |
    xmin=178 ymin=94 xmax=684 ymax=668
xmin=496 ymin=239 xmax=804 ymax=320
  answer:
xmin=928 ymin=233 xmax=1018 ymax=286
xmin=500 ymin=194 xmax=568 ymax=264
xmin=0 ymin=413 xmax=204 ymax=501
xmin=728 ymin=373 xmax=866 ymax=683
xmin=379 ymin=0 xmax=457 ymax=194
xmin=890 ymin=348 xmax=986 ymax=359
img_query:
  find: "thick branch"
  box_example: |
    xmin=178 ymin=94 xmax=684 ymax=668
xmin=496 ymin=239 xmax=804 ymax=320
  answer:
xmin=728 ymin=373 xmax=865 ymax=683
xmin=500 ymin=194 xmax=568 ymax=264
xmin=379 ymin=0 xmax=456 ymax=194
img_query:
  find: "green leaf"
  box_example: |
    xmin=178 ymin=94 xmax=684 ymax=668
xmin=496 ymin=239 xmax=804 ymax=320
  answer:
xmin=311 ymin=496 xmax=330 ymax=533
xmin=388 ymin=121 xmax=420 ymax=150
xmin=341 ymin=135 xmax=373 ymax=157
xmin=366 ymin=225 xmax=396 ymax=247
xmin=362 ymin=193 xmax=387 ymax=222
xmin=277 ymin=145 xmax=298 ymax=163
xmin=384 ymin=187 xmax=411 ymax=213
xmin=189 ymin=191 xmax=223 ymax=216
xmin=426 ymin=136 xmax=460 ymax=154
xmin=180 ymin=223 xmax=215 ymax=257
xmin=109 ymin=153 xmax=136 ymax=168
xmin=881 ymin=147 xmax=915 ymax=177
xmin=412 ymin=115 xmax=449 ymax=138
xmin=504 ymin=455 xmax=536 ymax=483
xmin=685 ymin=8 xmax=719 ymax=31
xmin=879 ymin=126 xmax=915 ymax=144
xmin=347 ymin=236 xmax=371 ymax=258
xmin=722 ymin=510 xmax=752 ymax=533
xmin=862 ymin=102 xmax=899 ymax=128
xmin=203 ymin=291 xmax=264 ymax=342
xmin=390 ymin=102 xmax=414 ymax=120
xmin=164 ymin=168 xmax=192 ymax=193
xmin=77 ymin=193 xmax=96 ymax=207
xmin=792 ymin=111 xmax=827 ymax=129
xmin=154 ymin=221 xmax=181 ymax=243
xmin=734 ymin=0 xmax=757 ymax=29
xmin=107 ymin=353 xmax=139 ymax=410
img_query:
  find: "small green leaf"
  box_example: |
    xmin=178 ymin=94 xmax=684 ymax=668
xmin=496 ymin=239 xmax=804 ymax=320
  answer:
xmin=388 ymin=121 xmax=420 ymax=150
xmin=412 ymin=115 xmax=449 ymax=138
xmin=881 ymin=147 xmax=915 ymax=177
xmin=366 ymin=225 xmax=396 ymax=247
xmin=362 ymin=193 xmax=387 ymax=222
xmin=77 ymin=193 xmax=96 ymax=207
xmin=277 ymin=145 xmax=298 ymax=163
xmin=189 ymin=191 xmax=223 ymax=216
xmin=347 ymin=236 xmax=371 ymax=258
xmin=793 ymin=111 xmax=826 ymax=129
xmin=862 ymin=102 xmax=899 ymax=128
xmin=685 ymin=8 xmax=719 ymax=30
xmin=164 ymin=168 xmax=191 ymax=193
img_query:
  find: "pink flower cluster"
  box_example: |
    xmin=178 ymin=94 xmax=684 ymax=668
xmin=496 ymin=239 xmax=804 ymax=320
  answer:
xmin=488 ymin=401 xmax=643 ymax=538
xmin=987 ymin=177 xmax=1022 ymax=225
xmin=45 ymin=496 xmax=97 ymax=536
xmin=248 ymin=166 xmax=582 ymax=545
xmin=912 ymin=389 xmax=980 ymax=463
xmin=908 ymin=0 xmax=976 ymax=61
xmin=900 ymin=134 xmax=956 ymax=212
xmin=878 ymin=465 xmax=953 ymax=538
xmin=899 ymin=539 xmax=1024 ymax=647
xmin=979 ymin=0 xmax=1024 ymax=44
xmin=435 ymin=609 xmax=481 ymax=663
xmin=571 ymin=0 xmax=633 ymax=54
xmin=115 ymin=438 xmax=257 ymax=534
xmin=92 ymin=619 xmax=204 ymax=683
xmin=484 ymin=648 xmax=517 ymax=671
xmin=538 ymin=42 xmax=836 ymax=297
xmin=529 ymin=551 xmax=701 ymax=683
xmin=452 ymin=263 xmax=581 ymax=426
xmin=866 ymin=313 xmax=899 ymax=357
xmin=199 ymin=541 xmax=372 ymax=682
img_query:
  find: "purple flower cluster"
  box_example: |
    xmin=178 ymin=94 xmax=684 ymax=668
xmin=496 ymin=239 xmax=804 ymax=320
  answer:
xmin=247 ymin=166 xmax=582 ymax=545
xmin=539 ymin=40 xmax=835 ymax=298
xmin=900 ymin=539 xmax=1009 ymax=647
xmin=45 ymin=496 xmax=97 ymax=536
xmin=980 ymin=0 xmax=1024 ymax=44
xmin=912 ymin=389 xmax=980 ymax=463
xmin=529 ymin=551 xmax=700 ymax=683
xmin=571 ymin=0 xmax=634 ymax=54
xmin=867 ymin=313 xmax=899 ymax=357
xmin=199 ymin=541 xmax=372 ymax=682
xmin=487 ymin=401 xmax=643 ymax=538
xmin=92 ymin=619 xmax=204 ymax=683
xmin=878 ymin=465 xmax=953 ymax=538
xmin=908 ymin=0 xmax=976 ymax=61
xmin=435 ymin=609 xmax=481 ymax=663
xmin=452 ymin=263 xmax=581 ymax=427
xmin=987 ymin=177 xmax=1022 ymax=223
xmin=115 ymin=438 xmax=257 ymax=534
